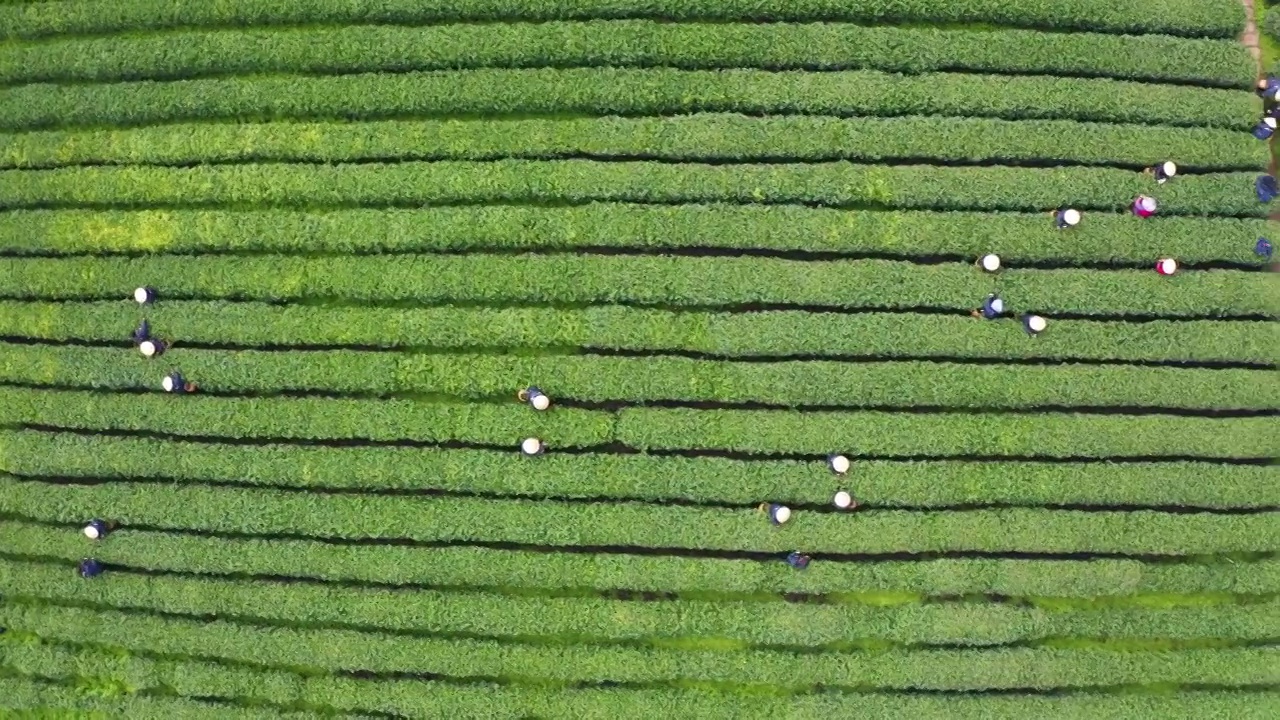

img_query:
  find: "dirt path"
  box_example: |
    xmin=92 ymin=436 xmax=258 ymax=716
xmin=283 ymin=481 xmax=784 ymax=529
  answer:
xmin=1242 ymin=0 xmax=1263 ymax=65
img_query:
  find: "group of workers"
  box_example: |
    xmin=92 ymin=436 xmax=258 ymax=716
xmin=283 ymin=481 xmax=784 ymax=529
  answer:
xmin=96 ymin=149 xmax=1269 ymax=580
xmin=1254 ymin=76 xmax=1280 ymax=140
xmin=976 ymin=159 xmax=1236 ymax=336
xmin=517 ymin=386 xmax=853 ymax=571
xmin=133 ymin=287 xmax=197 ymax=393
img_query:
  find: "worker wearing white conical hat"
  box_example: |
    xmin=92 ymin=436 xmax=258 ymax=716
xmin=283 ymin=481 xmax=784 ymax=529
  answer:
xmin=1155 ymin=258 xmax=1178 ymax=276
xmin=1132 ymin=195 xmax=1157 ymax=218
xmin=517 ymin=386 xmax=551 ymax=411
xmin=82 ymin=519 xmax=110 ymax=540
xmin=1153 ymin=161 xmax=1178 ymax=184
xmin=972 ymin=293 xmax=1003 ymax=320
xmin=1054 ymin=208 xmax=1081 ymax=229
xmin=977 ymin=254 xmax=1001 ymax=272
xmin=833 ymin=491 xmax=858 ymax=510
xmin=1023 ymin=314 xmax=1047 ymax=336
xmin=162 ymin=372 xmax=196 ymax=394
xmin=138 ymin=339 xmax=167 ymax=358
xmin=766 ymin=503 xmax=791 ymax=525
xmin=1254 ymin=116 xmax=1277 ymax=141
xmin=828 ymin=454 xmax=849 ymax=475
xmin=133 ymin=287 xmax=156 ymax=305
xmin=521 ymin=437 xmax=545 ymax=456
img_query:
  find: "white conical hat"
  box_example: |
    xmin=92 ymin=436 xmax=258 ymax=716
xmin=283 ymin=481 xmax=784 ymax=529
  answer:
xmin=1027 ymin=315 xmax=1047 ymax=333
xmin=1158 ymin=258 xmax=1178 ymax=275
xmin=82 ymin=524 xmax=100 ymax=540
xmin=773 ymin=506 xmax=791 ymax=524
xmin=531 ymin=394 xmax=551 ymax=411
xmin=829 ymin=454 xmax=850 ymax=474
xmin=1267 ymin=117 xmax=1278 ymax=129
xmin=1137 ymin=196 xmax=1157 ymax=212
xmin=989 ymin=296 xmax=1004 ymax=313
xmin=980 ymin=254 xmax=1001 ymax=271
xmin=521 ymin=437 xmax=543 ymax=455
xmin=1061 ymin=208 xmax=1081 ymax=226
xmin=834 ymin=491 xmax=853 ymax=509
xmin=162 ymin=375 xmax=176 ymax=392
xmin=133 ymin=287 xmax=151 ymax=303
xmin=139 ymin=340 xmax=157 ymax=357
xmin=1161 ymin=161 xmax=1177 ymax=177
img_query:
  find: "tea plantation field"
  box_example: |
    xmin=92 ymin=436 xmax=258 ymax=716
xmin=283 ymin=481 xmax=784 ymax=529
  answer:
xmin=0 ymin=0 xmax=1277 ymax=717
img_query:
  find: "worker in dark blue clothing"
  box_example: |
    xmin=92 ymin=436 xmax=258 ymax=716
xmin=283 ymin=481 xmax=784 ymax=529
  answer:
xmin=517 ymin=386 xmax=551 ymax=411
xmin=766 ymin=503 xmax=792 ymax=525
xmin=162 ymin=372 xmax=196 ymax=394
xmin=1151 ymin=161 xmax=1177 ymax=185
xmin=1257 ymin=76 xmax=1280 ymax=102
xmin=1023 ymin=314 xmax=1047 ymax=336
xmin=1257 ymin=175 xmax=1279 ymax=203
xmin=78 ymin=558 xmax=104 ymax=578
xmin=132 ymin=320 xmax=150 ymax=344
xmin=1054 ymin=208 xmax=1081 ymax=229
xmin=83 ymin=519 xmax=110 ymax=540
xmin=1253 ymin=116 xmax=1277 ymax=141
xmin=1257 ymin=238 xmax=1273 ymax=259
xmin=785 ymin=552 xmax=810 ymax=570
xmin=971 ymin=294 xmax=1004 ymax=320
xmin=133 ymin=287 xmax=156 ymax=305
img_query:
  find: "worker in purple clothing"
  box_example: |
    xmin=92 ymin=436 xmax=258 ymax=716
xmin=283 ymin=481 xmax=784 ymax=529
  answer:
xmin=971 ymin=293 xmax=1004 ymax=320
xmin=78 ymin=558 xmax=104 ymax=578
xmin=83 ymin=519 xmax=111 ymax=540
xmin=785 ymin=552 xmax=811 ymax=570
xmin=1253 ymin=116 xmax=1277 ymax=141
xmin=1132 ymin=195 xmax=1157 ymax=218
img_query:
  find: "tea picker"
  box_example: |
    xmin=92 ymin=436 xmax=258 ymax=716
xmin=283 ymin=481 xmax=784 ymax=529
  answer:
xmin=759 ymin=503 xmax=791 ymax=525
xmin=133 ymin=287 xmax=156 ymax=305
xmin=78 ymin=558 xmax=105 ymax=579
xmin=833 ymin=491 xmax=857 ymax=510
xmin=132 ymin=320 xmax=151 ymax=345
xmin=1257 ymin=176 xmax=1279 ymax=204
xmin=828 ymin=454 xmax=850 ymax=475
xmin=785 ymin=552 xmax=811 ymax=570
xmin=972 ymin=293 xmax=1003 ymax=320
xmin=1054 ymin=208 xmax=1081 ymax=229
xmin=1151 ymin=161 xmax=1177 ymax=184
xmin=1023 ymin=314 xmax=1047 ymax=336
xmin=1155 ymin=258 xmax=1178 ymax=276
xmin=162 ymin=372 xmax=197 ymax=394
xmin=521 ymin=437 xmax=545 ymax=456
xmin=82 ymin=519 xmax=111 ymax=540
xmin=1253 ymin=116 xmax=1277 ymax=141
xmin=1257 ymin=238 xmax=1273 ymax=259
xmin=1257 ymin=76 xmax=1280 ymax=102
xmin=518 ymin=386 xmax=551 ymax=411
xmin=977 ymin=254 xmax=1001 ymax=273
xmin=1132 ymin=195 xmax=1157 ymax=218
